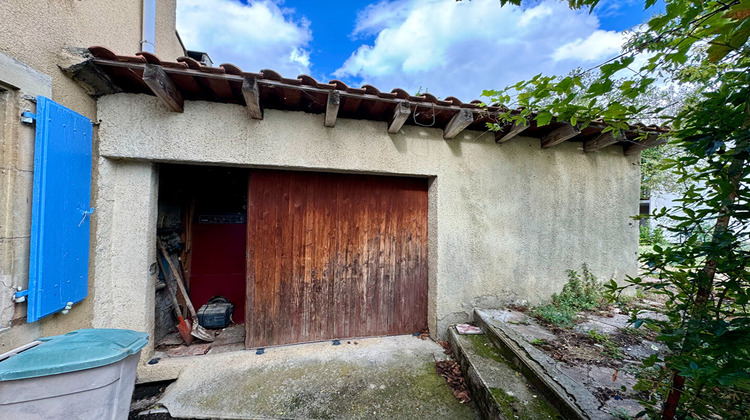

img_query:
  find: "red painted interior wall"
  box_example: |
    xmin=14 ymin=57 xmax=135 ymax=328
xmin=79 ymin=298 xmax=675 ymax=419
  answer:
xmin=189 ymin=222 xmax=247 ymax=324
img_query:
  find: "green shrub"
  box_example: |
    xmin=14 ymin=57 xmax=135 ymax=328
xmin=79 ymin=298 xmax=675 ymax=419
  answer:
xmin=639 ymin=225 xmax=668 ymax=246
xmin=533 ymin=303 xmax=578 ymax=328
xmin=639 ymin=225 xmax=651 ymax=245
xmin=532 ymin=264 xmax=606 ymax=328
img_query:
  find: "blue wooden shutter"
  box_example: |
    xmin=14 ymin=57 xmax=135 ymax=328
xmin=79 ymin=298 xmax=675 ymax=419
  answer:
xmin=27 ymin=96 xmax=93 ymax=322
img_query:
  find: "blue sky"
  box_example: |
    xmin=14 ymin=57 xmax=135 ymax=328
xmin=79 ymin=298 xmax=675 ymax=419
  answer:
xmin=176 ymin=0 xmax=660 ymax=100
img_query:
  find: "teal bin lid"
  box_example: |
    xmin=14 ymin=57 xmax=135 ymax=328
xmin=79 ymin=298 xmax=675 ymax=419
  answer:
xmin=0 ymin=329 xmax=149 ymax=381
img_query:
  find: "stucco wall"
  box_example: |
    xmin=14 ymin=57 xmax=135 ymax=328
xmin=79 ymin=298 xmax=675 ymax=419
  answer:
xmin=0 ymin=1 xmax=181 ymax=348
xmin=91 ymin=158 xmax=159 ymax=358
xmin=0 ymin=55 xmax=51 ymax=350
xmin=96 ymin=93 xmax=641 ymax=343
xmin=0 ymin=0 xmax=183 ymax=120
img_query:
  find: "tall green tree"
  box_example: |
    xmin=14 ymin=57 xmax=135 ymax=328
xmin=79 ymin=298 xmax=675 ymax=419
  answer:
xmin=479 ymin=1 xmax=750 ymax=418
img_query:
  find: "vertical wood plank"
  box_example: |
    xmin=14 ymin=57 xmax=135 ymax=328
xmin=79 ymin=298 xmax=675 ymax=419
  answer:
xmin=245 ymin=173 xmax=258 ymax=348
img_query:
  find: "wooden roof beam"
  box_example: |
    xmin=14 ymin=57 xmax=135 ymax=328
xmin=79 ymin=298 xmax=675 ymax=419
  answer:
xmin=143 ymin=64 xmax=183 ymax=112
xmin=584 ymin=131 xmax=623 ymax=153
xmin=541 ymin=123 xmax=581 ymax=148
xmin=325 ymin=91 xmax=340 ymax=127
xmin=495 ymin=120 xmax=529 ymax=143
xmin=242 ymin=78 xmax=263 ymax=120
xmin=388 ymin=101 xmax=411 ymax=134
xmin=624 ymin=134 xmax=666 ymax=156
xmin=443 ymin=109 xmax=474 ymax=139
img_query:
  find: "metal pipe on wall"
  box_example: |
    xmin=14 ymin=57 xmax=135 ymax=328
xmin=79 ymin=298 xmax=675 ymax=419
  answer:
xmin=141 ymin=0 xmax=156 ymax=53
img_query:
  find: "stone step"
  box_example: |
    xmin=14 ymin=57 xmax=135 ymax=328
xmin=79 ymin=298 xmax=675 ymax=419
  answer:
xmin=448 ymin=326 xmax=562 ymax=420
xmin=473 ymin=309 xmax=606 ymax=420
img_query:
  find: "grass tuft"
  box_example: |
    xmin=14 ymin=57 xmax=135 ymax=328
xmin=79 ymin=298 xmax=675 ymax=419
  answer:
xmin=532 ymin=264 xmax=607 ymax=328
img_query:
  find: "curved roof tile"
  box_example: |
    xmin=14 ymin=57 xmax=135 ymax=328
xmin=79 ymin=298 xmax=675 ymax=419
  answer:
xmin=83 ymin=46 xmax=669 ymax=137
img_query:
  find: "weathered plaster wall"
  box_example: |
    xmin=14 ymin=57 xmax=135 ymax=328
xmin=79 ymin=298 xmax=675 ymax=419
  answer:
xmin=0 ymin=0 xmax=183 ymax=121
xmin=97 ymin=94 xmax=641 ymax=341
xmin=0 ymin=1 xmax=181 ymax=348
xmin=0 ymin=55 xmax=51 ymax=351
xmin=91 ymin=158 xmax=159 ymax=358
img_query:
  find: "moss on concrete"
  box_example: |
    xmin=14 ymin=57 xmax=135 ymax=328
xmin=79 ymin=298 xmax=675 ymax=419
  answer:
xmin=466 ymin=334 xmax=511 ymax=366
xmin=490 ymin=387 xmax=562 ymax=420
xmin=175 ymin=360 xmax=477 ymax=419
xmin=455 ymin=331 xmax=563 ymax=420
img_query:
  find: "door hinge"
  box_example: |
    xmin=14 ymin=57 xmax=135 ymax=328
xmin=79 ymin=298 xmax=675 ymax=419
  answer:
xmin=12 ymin=288 xmax=28 ymax=303
xmin=20 ymin=110 xmax=36 ymax=125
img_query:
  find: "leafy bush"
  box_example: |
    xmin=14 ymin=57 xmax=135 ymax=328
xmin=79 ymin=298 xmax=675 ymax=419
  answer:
xmin=532 ymin=264 xmax=606 ymax=328
xmin=639 ymin=225 xmax=668 ymax=247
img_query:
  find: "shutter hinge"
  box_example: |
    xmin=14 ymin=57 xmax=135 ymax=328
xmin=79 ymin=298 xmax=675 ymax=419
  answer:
xmin=12 ymin=288 xmax=28 ymax=303
xmin=61 ymin=302 xmax=73 ymax=314
xmin=20 ymin=110 xmax=36 ymax=125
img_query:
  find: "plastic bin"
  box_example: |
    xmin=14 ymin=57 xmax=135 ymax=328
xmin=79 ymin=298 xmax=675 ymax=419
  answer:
xmin=0 ymin=329 xmax=148 ymax=420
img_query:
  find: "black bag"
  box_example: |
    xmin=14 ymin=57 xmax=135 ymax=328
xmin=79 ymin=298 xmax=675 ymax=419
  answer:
xmin=197 ymin=296 xmax=234 ymax=329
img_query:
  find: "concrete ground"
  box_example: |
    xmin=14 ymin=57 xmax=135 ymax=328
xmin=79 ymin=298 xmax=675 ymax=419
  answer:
xmin=153 ymin=335 xmax=478 ymax=419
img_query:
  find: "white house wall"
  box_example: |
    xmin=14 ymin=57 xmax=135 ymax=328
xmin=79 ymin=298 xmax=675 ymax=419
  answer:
xmin=95 ymin=93 xmax=641 ymax=348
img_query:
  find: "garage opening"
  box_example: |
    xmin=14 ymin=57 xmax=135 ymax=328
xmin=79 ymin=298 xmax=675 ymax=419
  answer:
xmin=155 ymin=164 xmax=248 ymax=347
xmin=155 ymin=166 xmax=429 ymax=350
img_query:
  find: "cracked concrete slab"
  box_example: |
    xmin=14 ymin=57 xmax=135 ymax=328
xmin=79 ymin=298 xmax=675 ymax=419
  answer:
xmin=158 ymin=335 xmax=478 ymax=419
xmin=477 ymin=308 xmax=652 ymax=419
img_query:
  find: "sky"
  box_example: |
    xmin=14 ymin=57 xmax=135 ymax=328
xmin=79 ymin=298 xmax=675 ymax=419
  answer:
xmin=176 ymin=0 xmax=661 ymax=101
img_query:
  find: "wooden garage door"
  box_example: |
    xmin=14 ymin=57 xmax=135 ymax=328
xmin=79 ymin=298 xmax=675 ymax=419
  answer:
xmin=245 ymin=170 xmax=428 ymax=348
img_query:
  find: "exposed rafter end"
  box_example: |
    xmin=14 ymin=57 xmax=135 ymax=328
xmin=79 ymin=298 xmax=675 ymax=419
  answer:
xmin=388 ymin=101 xmax=411 ymax=134
xmin=624 ymin=134 xmax=666 ymax=156
xmin=583 ymin=131 xmax=623 ymax=153
xmin=242 ymin=78 xmax=263 ymax=120
xmin=541 ymin=123 xmax=581 ymax=148
xmin=325 ymin=91 xmax=340 ymax=127
xmin=443 ymin=109 xmax=474 ymax=139
xmin=143 ymin=64 xmax=183 ymax=112
xmin=495 ymin=120 xmax=529 ymax=143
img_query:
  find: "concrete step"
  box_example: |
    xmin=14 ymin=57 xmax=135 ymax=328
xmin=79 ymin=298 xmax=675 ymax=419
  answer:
xmin=473 ymin=309 xmax=606 ymax=420
xmin=448 ymin=326 xmax=562 ymax=420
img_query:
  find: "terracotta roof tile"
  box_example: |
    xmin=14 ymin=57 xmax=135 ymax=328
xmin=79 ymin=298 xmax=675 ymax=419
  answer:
xmin=444 ymin=96 xmax=462 ymax=105
xmin=160 ymin=61 xmax=189 ymax=70
xmin=242 ymin=71 xmax=264 ymax=79
xmin=89 ymin=45 xmax=118 ymax=60
xmin=81 ymin=46 xmax=669 ymax=150
xmin=136 ymin=51 xmax=161 ymax=64
xmin=177 ymin=56 xmax=202 ymax=69
xmin=362 ymin=85 xmax=380 ymax=95
xmin=220 ymin=63 xmax=243 ymax=76
xmin=199 ymin=66 xmax=226 ymax=75
xmin=298 ymin=75 xmax=318 ymax=86
xmin=260 ymin=69 xmax=282 ymax=81
xmin=329 ymin=79 xmax=349 ymax=90
xmin=391 ymin=89 xmax=410 ymax=100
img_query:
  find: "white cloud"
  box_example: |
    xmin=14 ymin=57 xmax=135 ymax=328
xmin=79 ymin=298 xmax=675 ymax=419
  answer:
xmin=518 ymin=4 xmax=553 ymax=27
xmin=552 ymin=30 xmax=625 ymax=62
xmin=352 ymin=1 xmax=414 ymax=37
xmin=334 ymin=0 xmax=629 ymax=100
xmin=177 ymin=0 xmax=312 ymax=76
